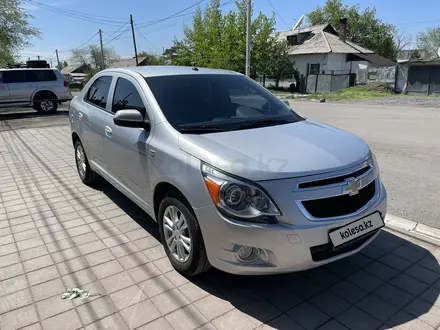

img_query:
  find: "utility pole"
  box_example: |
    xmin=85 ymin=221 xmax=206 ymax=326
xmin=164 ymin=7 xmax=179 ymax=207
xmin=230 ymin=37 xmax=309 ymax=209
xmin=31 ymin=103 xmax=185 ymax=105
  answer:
xmin=245 ymin=0 xmax=251 ymax=77
xmin=55 ymin=49 xmax=61 ymax=69
xmin=50 ymin=59 xmax=53 ymax=68
xmin=37 ymin=55 xmax=40 ymax=60
xmin=130 ymin=14 xmax=139 ymax=66
xmin=99 ymin=29 xmax=105 ymax=70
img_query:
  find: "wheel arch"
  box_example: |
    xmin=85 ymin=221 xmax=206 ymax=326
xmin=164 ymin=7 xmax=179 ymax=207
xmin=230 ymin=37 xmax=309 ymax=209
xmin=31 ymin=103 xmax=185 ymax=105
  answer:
xmin=153 ymin=181 xmax=195 ymax=221
xmin=32 ymin=89 xmax=59 ymax=102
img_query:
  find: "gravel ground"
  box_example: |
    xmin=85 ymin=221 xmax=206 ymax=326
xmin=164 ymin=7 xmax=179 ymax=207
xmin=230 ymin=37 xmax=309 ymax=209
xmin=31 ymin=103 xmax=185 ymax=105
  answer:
xmin=330 ymin=96 xmax=440 ymax=108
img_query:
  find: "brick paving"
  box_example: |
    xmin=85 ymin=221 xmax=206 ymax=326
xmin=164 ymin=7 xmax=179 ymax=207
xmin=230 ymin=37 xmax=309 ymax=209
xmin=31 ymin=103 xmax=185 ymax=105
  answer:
xmin=0 ymin=125 xmax=439 ymax=330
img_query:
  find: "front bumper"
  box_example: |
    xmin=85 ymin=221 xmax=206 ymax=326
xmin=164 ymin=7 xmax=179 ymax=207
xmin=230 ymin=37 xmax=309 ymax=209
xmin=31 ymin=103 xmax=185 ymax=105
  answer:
xmin=195 ymin=181 xmax=387 ymax=275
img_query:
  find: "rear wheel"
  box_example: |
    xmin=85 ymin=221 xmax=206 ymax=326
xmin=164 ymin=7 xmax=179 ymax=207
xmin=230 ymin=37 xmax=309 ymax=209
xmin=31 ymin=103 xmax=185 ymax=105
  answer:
xmin=158 ymin=192 xmax=210 ymax=276
xmin=74 ymin=140 xmax=99 ymax=185
xmin=33 ymin=92 xmax=58 ymax=113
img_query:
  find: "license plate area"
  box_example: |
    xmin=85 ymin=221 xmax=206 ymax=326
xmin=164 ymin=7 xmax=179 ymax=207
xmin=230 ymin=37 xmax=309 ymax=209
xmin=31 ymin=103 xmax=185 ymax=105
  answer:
xmin=329 ymin=213 xmax=384 ymax=248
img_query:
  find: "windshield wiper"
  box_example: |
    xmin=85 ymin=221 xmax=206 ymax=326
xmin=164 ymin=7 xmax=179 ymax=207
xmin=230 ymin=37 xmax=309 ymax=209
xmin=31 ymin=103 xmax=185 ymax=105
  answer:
xmin=178 ymin=126 xmax=229 ymax=133
xmin=238 ymin=119 xmax=294 ymax=129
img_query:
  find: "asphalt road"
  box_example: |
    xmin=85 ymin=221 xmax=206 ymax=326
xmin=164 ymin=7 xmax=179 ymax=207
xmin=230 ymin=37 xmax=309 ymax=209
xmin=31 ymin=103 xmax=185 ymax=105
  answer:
xmin=291 ymin=101 xmax=440 ymax=229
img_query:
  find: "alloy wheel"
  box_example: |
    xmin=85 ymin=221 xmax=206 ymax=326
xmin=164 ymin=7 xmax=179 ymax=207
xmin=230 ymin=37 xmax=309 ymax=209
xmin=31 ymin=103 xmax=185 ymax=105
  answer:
xmin=40 ymin=100 xmax=54 ymax=112
xmin=163 ymin=205 xmax=192 ymax=262
xmin=75 ymin=144 xmax=87 ymax=179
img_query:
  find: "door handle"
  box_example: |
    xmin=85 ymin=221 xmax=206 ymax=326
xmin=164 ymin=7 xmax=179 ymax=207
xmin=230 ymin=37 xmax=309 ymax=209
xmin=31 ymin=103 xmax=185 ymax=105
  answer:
xmin=105 ymin=126 xmax=112 ymax=137
xmin=78 ymin=112 xmax=83 ymax=120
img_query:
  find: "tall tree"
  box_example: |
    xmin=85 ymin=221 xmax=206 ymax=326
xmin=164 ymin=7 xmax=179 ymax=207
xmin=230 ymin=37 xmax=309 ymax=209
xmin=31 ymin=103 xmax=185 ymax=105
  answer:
xmin=172 ymin=0 xmax=280 ymax=76
xmin=71 ymin=44 xmax=119 ymax=73
xmin=417 ymin=27 xmax=440 ymax=59
xmin=265 ymin=41 xmax=297 ymax=88
xmin=307 ymin=0 xmax=397 ymax=60
xmin=0 ymin=0 xmax=40 ymax=67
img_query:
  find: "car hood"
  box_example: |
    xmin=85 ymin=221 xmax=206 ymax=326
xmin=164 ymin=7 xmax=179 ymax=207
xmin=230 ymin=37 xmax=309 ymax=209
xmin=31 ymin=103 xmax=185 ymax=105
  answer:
xmin=178 ymin=119 xmax=371 ymax=181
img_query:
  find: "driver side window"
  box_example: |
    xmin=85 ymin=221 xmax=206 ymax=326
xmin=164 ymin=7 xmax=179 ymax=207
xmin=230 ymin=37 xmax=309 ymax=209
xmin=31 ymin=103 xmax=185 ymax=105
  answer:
xmin=112 ymin=78 xmax=147 ymax=118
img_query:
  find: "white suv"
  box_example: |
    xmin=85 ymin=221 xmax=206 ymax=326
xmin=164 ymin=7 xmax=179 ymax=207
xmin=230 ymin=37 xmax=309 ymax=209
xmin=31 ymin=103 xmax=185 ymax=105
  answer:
xmin=0 ymin=68 xmax=72 ymax=113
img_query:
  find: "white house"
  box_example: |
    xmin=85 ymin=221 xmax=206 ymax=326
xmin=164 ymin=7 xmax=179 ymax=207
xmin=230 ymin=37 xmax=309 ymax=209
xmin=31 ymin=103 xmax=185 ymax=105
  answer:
xmin=276 ymin=20 xmax=395 ymax=92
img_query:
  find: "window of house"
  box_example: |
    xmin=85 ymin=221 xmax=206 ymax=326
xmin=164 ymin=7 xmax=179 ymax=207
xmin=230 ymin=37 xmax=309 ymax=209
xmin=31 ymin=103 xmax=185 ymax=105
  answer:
xmin=287 ymin=35 xmax=298 ymax=46
xmin=112 ymin=78 xmax=146 ymax=116
xmin=309 ymin=63 xmax=321 ymax=75
xmin=86 ymin=76 xmax=112 ymax=109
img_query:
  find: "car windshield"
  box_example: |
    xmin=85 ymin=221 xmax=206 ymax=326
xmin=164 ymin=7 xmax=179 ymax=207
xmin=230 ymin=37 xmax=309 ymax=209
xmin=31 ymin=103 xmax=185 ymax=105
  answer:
xmin=145 ymin=74 xmax=304 ymax=133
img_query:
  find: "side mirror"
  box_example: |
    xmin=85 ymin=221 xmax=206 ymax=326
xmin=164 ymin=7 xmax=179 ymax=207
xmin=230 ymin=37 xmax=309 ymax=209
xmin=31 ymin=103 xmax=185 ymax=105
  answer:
xmin=282 ymin=99 xmax=290 ymax=106
xmin=113 ymin=109 xmax=150 ymax=129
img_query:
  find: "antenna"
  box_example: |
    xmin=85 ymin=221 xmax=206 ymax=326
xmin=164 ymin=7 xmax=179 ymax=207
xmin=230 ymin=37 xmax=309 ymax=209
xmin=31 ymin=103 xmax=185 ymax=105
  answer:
xmin=292 ymin=14 xmax=304 ymax=31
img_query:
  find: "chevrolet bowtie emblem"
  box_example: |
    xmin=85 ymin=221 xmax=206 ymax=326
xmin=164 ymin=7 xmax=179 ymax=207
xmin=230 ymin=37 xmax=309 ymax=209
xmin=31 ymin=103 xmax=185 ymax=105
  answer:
xmin=345 ymin=177 xmax=361 ymax=196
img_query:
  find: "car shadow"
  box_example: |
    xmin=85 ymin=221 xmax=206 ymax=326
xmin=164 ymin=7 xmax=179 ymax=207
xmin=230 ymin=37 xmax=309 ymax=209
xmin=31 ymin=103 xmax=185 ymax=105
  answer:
xmin=0 ymin=109 xmax=69 ymax=120
xmin=95 ymin=181 xmax=440 ymax=329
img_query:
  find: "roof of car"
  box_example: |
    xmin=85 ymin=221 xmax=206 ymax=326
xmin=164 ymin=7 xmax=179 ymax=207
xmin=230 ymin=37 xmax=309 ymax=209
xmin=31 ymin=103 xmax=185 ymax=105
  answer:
xmin=104 ymin=65 xmax=241 ymax=78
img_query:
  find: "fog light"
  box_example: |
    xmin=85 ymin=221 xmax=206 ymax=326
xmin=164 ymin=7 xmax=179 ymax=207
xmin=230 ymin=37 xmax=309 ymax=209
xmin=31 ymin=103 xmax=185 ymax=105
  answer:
xmin=237 ymin=246 xmax=260 ymax=262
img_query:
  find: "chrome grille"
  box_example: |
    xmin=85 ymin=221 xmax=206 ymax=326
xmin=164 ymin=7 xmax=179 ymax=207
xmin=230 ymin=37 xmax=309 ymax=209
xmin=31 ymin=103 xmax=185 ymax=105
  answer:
xmin=295 ymin=162 xmax=378 ymax=220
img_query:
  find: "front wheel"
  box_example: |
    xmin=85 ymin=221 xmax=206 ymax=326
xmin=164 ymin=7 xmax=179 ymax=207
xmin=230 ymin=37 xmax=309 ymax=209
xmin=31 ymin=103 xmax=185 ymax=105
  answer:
xmin=158 ymin=192 xmax=210 ymax=276
xmin=74 ymin=140 xmax=99 ymax=185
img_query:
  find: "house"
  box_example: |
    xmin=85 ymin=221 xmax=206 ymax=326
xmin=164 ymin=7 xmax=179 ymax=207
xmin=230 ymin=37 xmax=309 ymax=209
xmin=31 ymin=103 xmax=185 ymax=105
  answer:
xmin=61 ymin=63 xmax=90 ymax=87
xmin=108 ymin=56 xmax=149 ymax=68
xmin=396 ymin=58 xmax=440 ymax=95
xmin=277 ymin=19 xmax=395 ymax=92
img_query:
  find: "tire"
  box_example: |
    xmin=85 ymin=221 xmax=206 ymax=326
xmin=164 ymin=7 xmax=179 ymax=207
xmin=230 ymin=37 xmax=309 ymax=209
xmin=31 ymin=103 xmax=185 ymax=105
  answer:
xmin=74 ymin=140 xmax=99 ymax=185
xmin=33 ymin=93 xmax=58 ymax=114
xmin=158 ymin=191 xmax=210 ymax=276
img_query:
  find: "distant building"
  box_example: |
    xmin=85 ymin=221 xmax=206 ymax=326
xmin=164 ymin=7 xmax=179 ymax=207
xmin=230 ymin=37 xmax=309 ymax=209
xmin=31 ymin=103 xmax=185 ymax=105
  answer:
xmin=276 ymin=19 xmax=395 ymax=93
xmin=108 ymin=57 xmax=149 ymax=68
xmin=61 ymin=64 xmax=90 ymax=87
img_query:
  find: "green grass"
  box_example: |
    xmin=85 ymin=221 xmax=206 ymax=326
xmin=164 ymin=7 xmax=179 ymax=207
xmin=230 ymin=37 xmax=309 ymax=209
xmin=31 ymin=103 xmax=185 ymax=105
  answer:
xmin=69 ymin=88 xmax=81 ymax=92
xmin=310 ymin=83 xmax=404 ymax=101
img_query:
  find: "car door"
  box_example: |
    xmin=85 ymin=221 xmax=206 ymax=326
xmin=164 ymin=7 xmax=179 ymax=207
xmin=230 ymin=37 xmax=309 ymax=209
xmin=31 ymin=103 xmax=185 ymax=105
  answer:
xmin=79 ymin=75 xmax=113 ymax=172
xmin=102 ymin=75 xmax=153 ymax=205
xmin=4 ymin=70 xmax=38 ymax=102
xmin=0 ymin=72 xmax=11 ymax=103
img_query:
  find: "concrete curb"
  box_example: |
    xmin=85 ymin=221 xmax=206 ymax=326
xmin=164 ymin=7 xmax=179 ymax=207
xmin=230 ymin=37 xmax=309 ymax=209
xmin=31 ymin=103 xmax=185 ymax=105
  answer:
xmin=385 ymin=214 xmax=440 ymax=246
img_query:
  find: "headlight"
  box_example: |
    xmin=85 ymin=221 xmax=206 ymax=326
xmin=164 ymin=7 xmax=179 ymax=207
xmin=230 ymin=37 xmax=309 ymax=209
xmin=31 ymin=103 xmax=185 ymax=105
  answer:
xmin=370 ymin=151 xmax=380 ymax=178
xmin=201 ymin=163 xmax=280 ymax=223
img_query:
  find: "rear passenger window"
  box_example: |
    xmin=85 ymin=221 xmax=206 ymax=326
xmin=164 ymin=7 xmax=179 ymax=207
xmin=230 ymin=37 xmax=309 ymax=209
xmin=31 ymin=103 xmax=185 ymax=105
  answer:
xmin=86 ymin=76 xmax=112 ymax=109
xmin=112 ymin=78 xmax=146 ymax=115
xmin=34 ymin=70 xmax=57 ymax=81
xmin=2 ymin=71 xmax=26 ymax=83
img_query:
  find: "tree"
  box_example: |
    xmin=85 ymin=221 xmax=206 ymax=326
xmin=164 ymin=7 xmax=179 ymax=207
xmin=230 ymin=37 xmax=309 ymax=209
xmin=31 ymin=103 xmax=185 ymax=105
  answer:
xmin=417 ymin=26 xmax=440 ymax=60
xmin=71 ymin=44 xmax=119 ymax=73
xmin=265 ymin=40 xmax=297 ymax=88
xmin=307 ymin=0 xmax=397 ymax=60
xmin=171 ymin=0 xmax=280 ymax=77
xmin=0 ymin=0 xmax=40 ymax=67
xmin=56 ymin=60 xmax=68 ymax=70
xmin=137 ymin=51 xmax=166 ymax=65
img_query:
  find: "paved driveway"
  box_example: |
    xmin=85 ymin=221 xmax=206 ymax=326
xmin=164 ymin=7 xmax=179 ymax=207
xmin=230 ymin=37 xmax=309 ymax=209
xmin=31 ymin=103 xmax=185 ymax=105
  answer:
xmin=290 ymin=101 xmax=440 ymax=229
xmin=0 ymin=123 xmax=440 ymax=329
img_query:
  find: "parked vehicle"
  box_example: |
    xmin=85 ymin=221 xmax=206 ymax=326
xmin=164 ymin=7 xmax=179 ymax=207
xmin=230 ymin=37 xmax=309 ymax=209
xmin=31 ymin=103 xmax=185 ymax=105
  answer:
xmin=0 ymin=68 xmax=72 ymax=113
xmin=69 ymin=66 xmax=387 ymax=276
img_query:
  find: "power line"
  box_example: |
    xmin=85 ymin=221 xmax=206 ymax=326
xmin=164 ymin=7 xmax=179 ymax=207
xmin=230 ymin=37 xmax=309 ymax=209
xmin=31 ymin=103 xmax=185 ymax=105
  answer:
xmin=266 ymin=0 xmax=290 ymax=29
xmin=71 ymin=32 xmax=100 ymax=51
xmin=104 ymin=28 xmax=131 ymax=46
xmin=103 ymin=21 xmax=130 ymax=43
xmin=137 ymin=0 xmax=205 ymax=29
xmin=135 ymin=24 xmax=162 ymax=54
xmin=22 ymin=0 xmax=127 ymax=26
